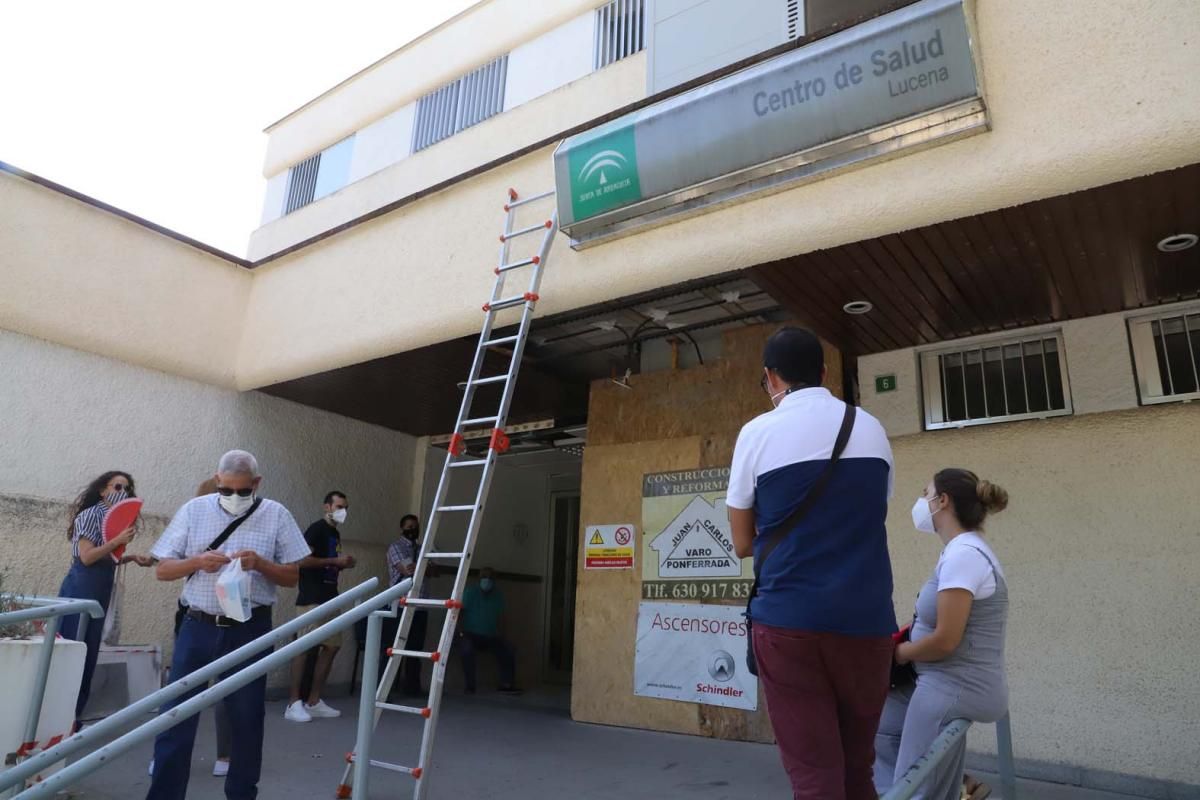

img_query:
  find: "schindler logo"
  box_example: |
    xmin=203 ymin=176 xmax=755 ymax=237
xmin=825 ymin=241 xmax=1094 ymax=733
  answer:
xmin=567 ymin=124 xmax=642 ymax=222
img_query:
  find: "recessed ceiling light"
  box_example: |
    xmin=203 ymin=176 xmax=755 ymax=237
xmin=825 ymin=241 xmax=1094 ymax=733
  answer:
xmin=1157 ymin=233 xmax=1198 ymax=253
xmin=843 ymin=300 xmax=873 ymax=315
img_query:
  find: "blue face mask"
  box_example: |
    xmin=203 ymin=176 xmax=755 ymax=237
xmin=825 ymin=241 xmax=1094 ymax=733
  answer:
xmin=479 ymin=578 xmax=495 ymax=592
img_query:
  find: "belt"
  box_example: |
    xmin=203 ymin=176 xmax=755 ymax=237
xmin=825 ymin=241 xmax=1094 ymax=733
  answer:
xmin=186 ymin=605 xmax=272 ymax=628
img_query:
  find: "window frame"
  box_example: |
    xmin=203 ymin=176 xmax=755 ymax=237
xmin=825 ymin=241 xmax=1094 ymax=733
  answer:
xmin=918 ymin=328 xmax=1074 ymax=431
xmin=1127 ymin=302 xmax=1200 ymax=405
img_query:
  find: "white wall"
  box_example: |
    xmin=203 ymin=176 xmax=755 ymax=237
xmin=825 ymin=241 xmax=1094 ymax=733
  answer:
xmin=260 ymin=171 xmax=288 ymax=226
xmin=859 ymin=312 xmax=1144 ymax=437
xmin=348 ymin=104 xmax=416 ymax=184
xmin=504 ymin=11 xmax=597 ymax=111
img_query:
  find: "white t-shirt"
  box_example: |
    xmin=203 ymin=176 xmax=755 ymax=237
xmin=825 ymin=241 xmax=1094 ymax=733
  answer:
xmin=936 ymin=533 xmax=1005 ymax=600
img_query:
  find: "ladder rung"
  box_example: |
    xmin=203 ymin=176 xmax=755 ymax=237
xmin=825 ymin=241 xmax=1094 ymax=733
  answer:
xmin=376 ymin=701 xmax=432 ymax=718
xmin=387 ymin=646 xmax=444 ymax=659
xmin=499 ymin=220 xmax=552 ymax=242
xmin=469 ymin=375 xmax=509 ymax=386
xmin=481 ymin=334 xmax=519 ymax=348
xmin=496 ymin=256 xmax=539 ymax=274
xmin=448 ymin=459 xmax=488 ymax=468
xmin=423 ymin=552 xmax=465 ymax=560
xmin=460 ymin=416 xmax=498 ymax=426
xmin=487 ymin=295 xmax=533 ymax=311
xmin=436 ymin=504 xmax=476 ymax=512
xmin=504 ymin=189 xmax=554 ymax=209
xmin=367 ymin=759 xmax=420 ymax=777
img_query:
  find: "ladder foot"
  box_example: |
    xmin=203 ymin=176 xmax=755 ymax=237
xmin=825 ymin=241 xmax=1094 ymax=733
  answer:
xmin=412 ymin=767 xmax=424 ymax=779
xmin=335 ymin=784 xmax=351 ymax=799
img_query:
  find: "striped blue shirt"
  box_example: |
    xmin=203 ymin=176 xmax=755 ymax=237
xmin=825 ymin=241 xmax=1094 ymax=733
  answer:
xmin=70 ymin=504 xmax=106 ymax=560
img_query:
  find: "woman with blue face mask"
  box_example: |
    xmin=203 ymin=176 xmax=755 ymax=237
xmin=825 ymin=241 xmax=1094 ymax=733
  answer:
xmin=57 ymin=471 xmax=154 ymax=726
xmin=874 ymin=468 xmax=1010 ymax=800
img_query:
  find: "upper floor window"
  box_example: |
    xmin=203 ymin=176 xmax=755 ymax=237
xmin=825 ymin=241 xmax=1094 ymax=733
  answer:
xmin=1128 ymin=306 xmax=1200 ymax=404
xmin=920 ymin=332 xmax=1073 ymax=430
xmin=284 ymin=135 xmax=356 ymax=215
xmin=412 ymin=55 xmax=509 ymax=153
xmin=595 ymin=0 xmax=645 ymax=70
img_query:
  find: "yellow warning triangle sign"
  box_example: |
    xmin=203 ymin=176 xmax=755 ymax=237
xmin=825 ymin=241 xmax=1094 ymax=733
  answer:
xmin=589 ymin=530 xmax=605 ymax=545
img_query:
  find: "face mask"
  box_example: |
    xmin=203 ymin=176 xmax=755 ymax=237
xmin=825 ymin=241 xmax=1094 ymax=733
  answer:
xmin=769 ymin=388 xmax=788 ymax=408
xmin=402 ymin=528 xmax=418 ymax=541
xmin=105 ymin=489 xmax=129 ymax=506
xmin=220 ymin=492 xmax=255 ymax=516
xmin=479 ymin=578 xmax=495 ymax=592
xmin=330 ymin=508 xmax=348 ymax=525
xmin=911 ymin=497 xmax=938 ymax=534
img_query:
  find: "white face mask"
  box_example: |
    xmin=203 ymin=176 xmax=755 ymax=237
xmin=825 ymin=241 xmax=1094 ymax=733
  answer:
xmin=911 ymin=496 xmax=938 ymax=534
xmin=220 ymin=492 xmax=255 ymax=516
xmin=330 ymin=508 xmax=348 ymax=525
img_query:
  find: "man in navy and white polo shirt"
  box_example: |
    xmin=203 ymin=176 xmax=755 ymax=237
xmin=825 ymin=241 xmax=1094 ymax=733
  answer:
xmin=147 ymin=450 xmax=310 ymax=800
xmin=727 ymin=327 xmax=896 ymax=800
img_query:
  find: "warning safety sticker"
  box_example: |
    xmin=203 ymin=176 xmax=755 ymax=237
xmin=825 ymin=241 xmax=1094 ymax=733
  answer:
xmin=583 ymin=523 xmax=635 ymax=570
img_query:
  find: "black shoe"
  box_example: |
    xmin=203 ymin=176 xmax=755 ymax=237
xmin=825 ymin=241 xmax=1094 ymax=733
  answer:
xmin=498 ymin=685 xmax=523 ymax=696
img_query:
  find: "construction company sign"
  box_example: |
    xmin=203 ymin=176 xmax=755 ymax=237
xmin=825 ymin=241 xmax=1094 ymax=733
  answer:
xmin=641 ymin=468 xmax=753 ymax=602
xmin=584 ymin=523 xmax=635 ymax=570
xmin=634 ymin=602 xmax=757 ymax=711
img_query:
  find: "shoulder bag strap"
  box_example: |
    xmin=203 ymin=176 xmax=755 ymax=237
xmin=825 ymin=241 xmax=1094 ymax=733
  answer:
xmin=185 ymin=498 xmax=263 ymax=583
xmin=752 ymin=402 xmax=856 ymax=582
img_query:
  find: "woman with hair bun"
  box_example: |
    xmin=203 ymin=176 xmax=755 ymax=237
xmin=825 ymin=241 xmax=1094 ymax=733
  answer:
xmin=874 ymin=469 xmax=1011 ymax=800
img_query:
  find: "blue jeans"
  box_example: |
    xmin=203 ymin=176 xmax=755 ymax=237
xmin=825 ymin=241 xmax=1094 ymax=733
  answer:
xmin=58 ymin=558 xmax=114 ymax=721
xmin=458 ymin=632 xmax=515 ymax=691
xmin=147 ymin=610 xmax=272 ymax=800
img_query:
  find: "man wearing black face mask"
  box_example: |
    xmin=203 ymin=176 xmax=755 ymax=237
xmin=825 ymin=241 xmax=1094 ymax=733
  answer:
xmin=384 ymin=514 xmax=428 ymax=695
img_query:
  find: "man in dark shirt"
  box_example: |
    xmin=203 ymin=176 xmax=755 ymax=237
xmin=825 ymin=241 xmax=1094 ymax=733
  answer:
xmin=285 ymin=491 xmax=355 ymax=723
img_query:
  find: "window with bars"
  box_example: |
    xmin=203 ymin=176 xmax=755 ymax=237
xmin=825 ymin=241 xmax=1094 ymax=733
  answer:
xmin=411 ymin=55 xmax=508 ymax=153
xmin=595 ymin=0 xmax=645 ymax=70
xmin=920 ymin=333 xmax=1073 ymax=430
xmin=284 ymin=152 xmax=320 ymax=215
xmin=1128 ymin=307 xmax=1200 ymax=404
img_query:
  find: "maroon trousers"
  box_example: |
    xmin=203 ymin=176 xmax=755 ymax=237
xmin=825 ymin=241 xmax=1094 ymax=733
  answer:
xmin=754 ymin=623 xmax=893 ymax=800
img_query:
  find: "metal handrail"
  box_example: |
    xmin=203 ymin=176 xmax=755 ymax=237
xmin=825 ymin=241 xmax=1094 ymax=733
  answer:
xmin=880 ymin=714 xmax=1017 ymax=799
xmin=7 ymin=576 xmax=413 ymax=799
xmin=0 ymin=595 xmax=104 ymax=782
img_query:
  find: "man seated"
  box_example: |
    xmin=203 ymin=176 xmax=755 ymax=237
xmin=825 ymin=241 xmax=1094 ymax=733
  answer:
xmin=457 ymin=568 xmax=520 ymax=695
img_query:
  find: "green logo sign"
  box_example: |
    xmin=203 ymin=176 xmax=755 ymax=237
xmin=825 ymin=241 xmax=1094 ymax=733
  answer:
xmin=875 ymin=374 xmax=897 ymax=393
xmin=567 ymin=125 xmax=641 ymax=222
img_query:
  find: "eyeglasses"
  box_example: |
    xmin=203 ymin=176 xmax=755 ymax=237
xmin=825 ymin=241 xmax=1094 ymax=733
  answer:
xmin=216 ymin=486 xmax=254 ymax=497
xmin=112 ymin=484 xmax=129 ymax=492
xmin=760 ymin=374 xmax=769 ymax=394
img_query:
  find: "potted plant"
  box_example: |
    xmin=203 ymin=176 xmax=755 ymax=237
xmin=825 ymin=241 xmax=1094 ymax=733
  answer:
xmin=0 ymin=573 xmax=87 ymax=788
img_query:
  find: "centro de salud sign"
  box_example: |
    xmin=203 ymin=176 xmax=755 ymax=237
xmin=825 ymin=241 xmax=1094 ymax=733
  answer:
xmin=554 ymin=0 xmax=985 ymax=247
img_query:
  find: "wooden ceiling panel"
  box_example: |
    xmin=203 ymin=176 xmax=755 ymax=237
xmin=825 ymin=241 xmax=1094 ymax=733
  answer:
xmin=752 ymin=163 xmax=1200 ymax=354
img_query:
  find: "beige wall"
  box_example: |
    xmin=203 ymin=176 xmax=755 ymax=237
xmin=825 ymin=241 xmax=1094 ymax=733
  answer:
xmin=0 ymin=171 xmax=250 ymax=389
xmin=885 ymin=403 xmax=1200 ymax=785
xmin=238 ymin=0 xmax=1200 ymax=389
xmin=261 ymin=0 xmax=601 ymax=177
xmin=0 ymin=328 xmax=418 ymax=690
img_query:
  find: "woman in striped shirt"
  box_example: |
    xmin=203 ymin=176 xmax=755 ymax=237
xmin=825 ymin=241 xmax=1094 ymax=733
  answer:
xmin=57 ymin=470 xmax=153 ymax=724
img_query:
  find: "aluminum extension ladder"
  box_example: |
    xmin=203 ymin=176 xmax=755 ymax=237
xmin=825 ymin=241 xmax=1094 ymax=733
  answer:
xmin=337 ymin=188 xmax=558 ymax=800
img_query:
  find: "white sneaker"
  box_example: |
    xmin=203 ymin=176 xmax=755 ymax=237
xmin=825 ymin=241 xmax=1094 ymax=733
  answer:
xmin=284 ymin=700 xmax=312 ymax=722
xmin=213 ymin=759 xmax=230 ymax=777
xmin=304 ymin=699 xmax=341 ymax=718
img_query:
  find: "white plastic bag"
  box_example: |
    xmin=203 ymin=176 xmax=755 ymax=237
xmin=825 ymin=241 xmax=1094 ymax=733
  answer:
xmin=215 ymin=557 xmax=252 ymax=622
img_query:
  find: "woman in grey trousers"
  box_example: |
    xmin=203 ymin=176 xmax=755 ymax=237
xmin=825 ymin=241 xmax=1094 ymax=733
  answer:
xmin=875 ymin=468 xmax=1010 ymax=800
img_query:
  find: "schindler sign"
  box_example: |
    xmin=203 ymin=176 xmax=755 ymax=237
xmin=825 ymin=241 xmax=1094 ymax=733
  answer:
xmin=554 ymin=0 xmax=986 ymax=247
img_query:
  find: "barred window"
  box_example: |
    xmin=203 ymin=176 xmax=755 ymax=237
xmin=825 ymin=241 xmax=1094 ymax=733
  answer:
xmin=595 ymin=0 xmax=645 ymax=70
xmin=411 ymin=55 xmax=508 ymax=153
xmin=284 ymin=152 xmax=320 ymax=215
xmin=920 ymin=333 xmax=1072 ymax=430
xmin=1128 ymin=307 xmax=1200 ymax=404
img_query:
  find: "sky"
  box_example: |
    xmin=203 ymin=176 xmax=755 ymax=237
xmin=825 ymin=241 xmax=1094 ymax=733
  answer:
xmin=1 ymin=1 xmax=477 ymax=256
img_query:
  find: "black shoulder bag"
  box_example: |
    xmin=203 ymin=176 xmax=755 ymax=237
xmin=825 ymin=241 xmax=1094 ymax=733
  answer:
xmin=745 ymin=403 xmax=856 ymax=676
xmin=173 ymin=499 xmax=263 ymax=635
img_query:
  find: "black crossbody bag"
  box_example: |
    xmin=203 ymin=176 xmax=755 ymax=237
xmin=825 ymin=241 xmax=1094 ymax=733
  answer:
xmin=173 ymin=499 xmax=263 ymax=635
xmin=745 ymin=403 xmax=855 ymax=676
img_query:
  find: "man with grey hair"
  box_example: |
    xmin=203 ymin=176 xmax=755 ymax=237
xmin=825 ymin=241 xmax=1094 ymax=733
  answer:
xmin=146 ymin=450 xmax=310 ymax=800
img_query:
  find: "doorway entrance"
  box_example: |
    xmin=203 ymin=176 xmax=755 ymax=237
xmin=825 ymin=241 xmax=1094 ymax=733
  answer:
xmin=543 ymin=491 xmax=580 ymax=684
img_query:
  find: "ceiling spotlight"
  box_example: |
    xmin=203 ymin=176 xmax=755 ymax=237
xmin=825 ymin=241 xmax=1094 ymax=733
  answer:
xmin=647 ymin=308 xmax=669 ymax=321
xmin=843 ymin=300 xmax=874 ymax=315
xmin=594 ymin=320 xmax=617 ymax=331
xmin=1157 ymin=233 xmax=1198 ymax=253
xmin=720 ymin=291 xmax=741 ymax=303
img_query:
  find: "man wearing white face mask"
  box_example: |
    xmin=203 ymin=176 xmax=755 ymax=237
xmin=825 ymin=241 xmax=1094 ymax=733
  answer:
xmin=148 ymin=450 xmax=310 ymax=800
xmin=286 ymin=490 xmax=357 ymax=722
